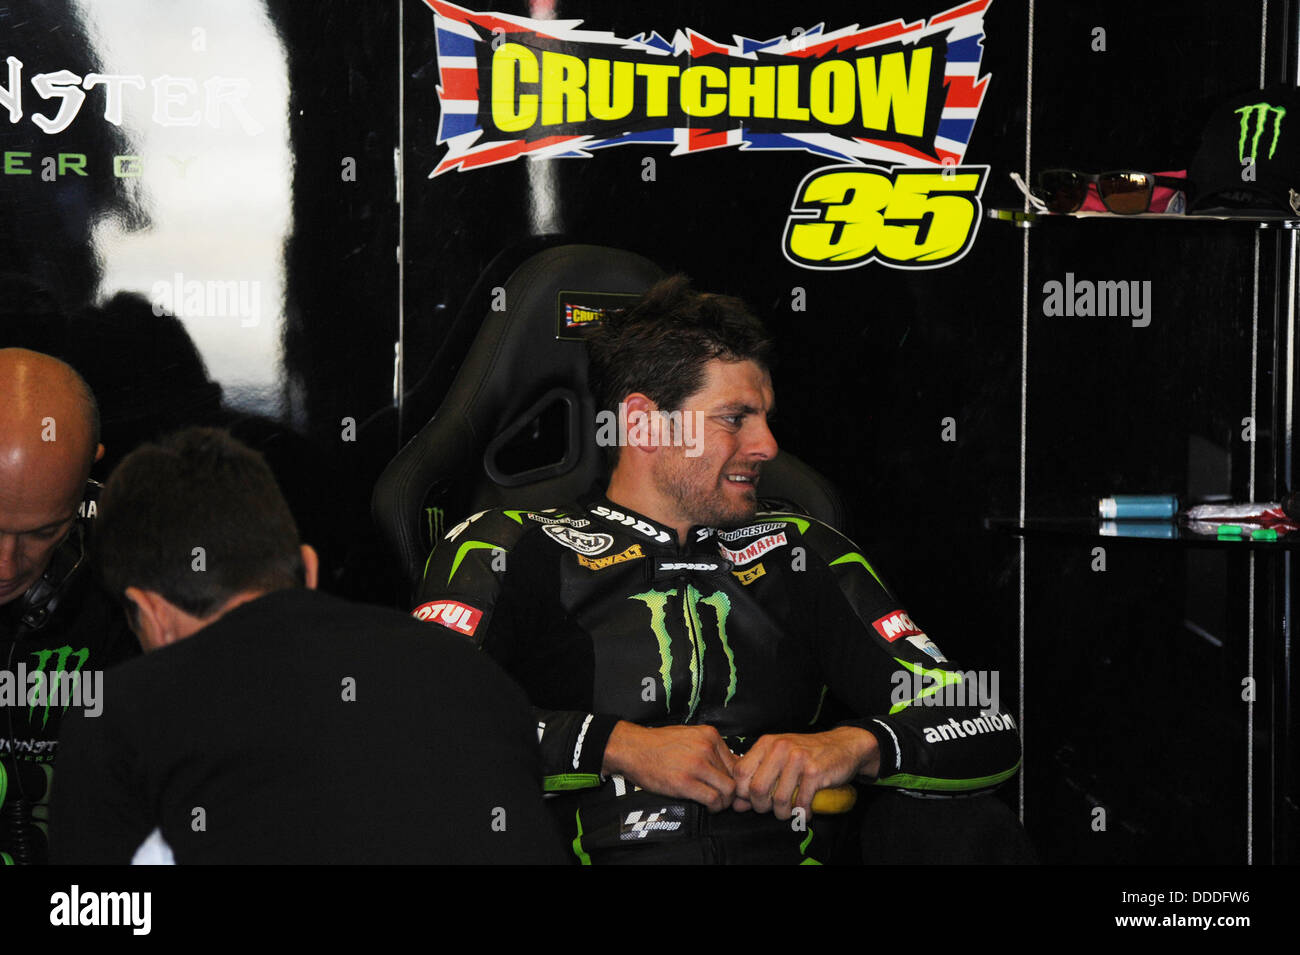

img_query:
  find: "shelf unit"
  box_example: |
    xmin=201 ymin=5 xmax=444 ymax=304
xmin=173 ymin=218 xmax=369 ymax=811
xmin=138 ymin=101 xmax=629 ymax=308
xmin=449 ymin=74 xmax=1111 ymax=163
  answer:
xmin=988 ymin=203 xmax=1299 ymax=863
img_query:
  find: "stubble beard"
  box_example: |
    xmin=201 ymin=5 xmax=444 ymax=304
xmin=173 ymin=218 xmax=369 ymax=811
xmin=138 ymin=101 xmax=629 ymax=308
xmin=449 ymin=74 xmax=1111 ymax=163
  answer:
xmin=654 ymin=452 xmax=758 ymax=529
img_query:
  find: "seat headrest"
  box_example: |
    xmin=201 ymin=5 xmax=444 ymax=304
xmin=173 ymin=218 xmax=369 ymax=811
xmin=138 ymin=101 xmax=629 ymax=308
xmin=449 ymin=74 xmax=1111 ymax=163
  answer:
xmin=373 ymin=244 xmax=663 ymax=581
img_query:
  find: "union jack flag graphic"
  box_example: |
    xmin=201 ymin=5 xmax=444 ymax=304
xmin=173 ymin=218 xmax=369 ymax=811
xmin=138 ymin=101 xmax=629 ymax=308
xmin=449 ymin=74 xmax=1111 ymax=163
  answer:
xmin=424 ymin=0 xmax=992 ymax=176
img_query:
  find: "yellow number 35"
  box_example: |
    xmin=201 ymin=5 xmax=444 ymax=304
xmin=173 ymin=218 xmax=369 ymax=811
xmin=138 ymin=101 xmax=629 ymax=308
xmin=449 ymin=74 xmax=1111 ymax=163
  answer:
xmin=783 ymin=164 xmax=987 ymax=269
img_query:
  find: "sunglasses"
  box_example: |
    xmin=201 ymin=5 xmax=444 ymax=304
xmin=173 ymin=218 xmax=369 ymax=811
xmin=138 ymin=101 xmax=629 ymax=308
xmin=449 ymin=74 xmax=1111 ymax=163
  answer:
xmin=1033 ymin=169 xmax=1194 ymax=215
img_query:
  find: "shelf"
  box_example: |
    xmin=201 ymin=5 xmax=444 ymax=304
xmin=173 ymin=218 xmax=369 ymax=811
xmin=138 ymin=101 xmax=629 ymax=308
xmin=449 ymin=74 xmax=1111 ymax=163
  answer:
xmin=983 ymin=517 xmax=1300 ymax=548
xmin=986 ymin=207 xmax=1300 ymax=229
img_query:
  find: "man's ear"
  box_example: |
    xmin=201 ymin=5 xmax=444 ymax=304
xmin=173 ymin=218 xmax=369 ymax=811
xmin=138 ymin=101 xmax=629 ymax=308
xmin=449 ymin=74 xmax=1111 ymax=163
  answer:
xmin=124 ymin=586 xmax=176 ymax=652
xmin=622 ymin=393 xmax=659 ymax=456
xmin=94 ymin=443 xmax=105 ymax=463
xmin=301 ymin=544 xmax=319 ymax=590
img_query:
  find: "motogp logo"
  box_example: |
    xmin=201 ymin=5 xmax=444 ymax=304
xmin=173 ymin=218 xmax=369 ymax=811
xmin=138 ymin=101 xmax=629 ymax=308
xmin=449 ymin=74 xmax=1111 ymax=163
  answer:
xmin=620 ymin=806 xmax=686 ymax=840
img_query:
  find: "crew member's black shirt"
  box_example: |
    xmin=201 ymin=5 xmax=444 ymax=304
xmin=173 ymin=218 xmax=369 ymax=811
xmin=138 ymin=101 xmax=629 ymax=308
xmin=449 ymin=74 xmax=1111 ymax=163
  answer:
xmin=51 ymin=588 xmax=566 ymax=864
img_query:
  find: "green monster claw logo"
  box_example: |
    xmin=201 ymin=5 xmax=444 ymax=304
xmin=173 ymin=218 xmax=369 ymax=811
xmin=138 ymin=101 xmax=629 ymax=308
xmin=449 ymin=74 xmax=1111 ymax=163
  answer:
xmin=425 ymin=506 xmax=445 ymax=544
xmin=1236 ymin=102 xmax=1287 ymax=163
xmin=28 ymin=646 xmax=90 ymax=728
xmin=631 ymin=590 xmax=677 ymax=709
xmin=630 ymin=586 xmax=735 ymax=719
xmin=698 ymin=591 xmax=737 ymax=705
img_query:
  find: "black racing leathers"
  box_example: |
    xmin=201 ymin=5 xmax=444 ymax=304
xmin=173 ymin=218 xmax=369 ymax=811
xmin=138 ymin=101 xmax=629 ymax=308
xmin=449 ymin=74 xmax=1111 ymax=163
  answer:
xmin=412 ymin=497 xmax=1021 ymax=864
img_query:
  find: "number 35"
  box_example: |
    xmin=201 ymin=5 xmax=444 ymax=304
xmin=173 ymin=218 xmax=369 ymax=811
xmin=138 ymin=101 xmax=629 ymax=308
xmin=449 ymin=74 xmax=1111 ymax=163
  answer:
xmin=782 ymin=165 xmax=987 ymax=269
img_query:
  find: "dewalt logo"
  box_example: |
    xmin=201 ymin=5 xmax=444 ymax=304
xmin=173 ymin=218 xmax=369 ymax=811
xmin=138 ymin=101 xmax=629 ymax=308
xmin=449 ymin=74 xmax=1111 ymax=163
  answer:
xmin=578 ymin=544 xmax=645 ymax=570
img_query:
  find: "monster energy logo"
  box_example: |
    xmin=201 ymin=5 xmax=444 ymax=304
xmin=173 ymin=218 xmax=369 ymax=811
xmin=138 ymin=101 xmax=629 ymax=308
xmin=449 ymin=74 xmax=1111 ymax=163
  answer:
xmin=630 ymin=586 xmax=735 ymax=720
xmin=1236 ymin=102 xmax=1287 ymax=163
xmin=27 ymin=646 xmax=89 ymax=727
xmin=426 ymin=506 xmax=445 ymax=544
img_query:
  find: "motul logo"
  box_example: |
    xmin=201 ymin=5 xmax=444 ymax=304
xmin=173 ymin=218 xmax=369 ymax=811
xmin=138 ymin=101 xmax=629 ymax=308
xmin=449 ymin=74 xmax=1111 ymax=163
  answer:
xmin=412 ymin=599 xmax=483 ymax=636
xmin=872 ymin=610 xmax=922 ymax=642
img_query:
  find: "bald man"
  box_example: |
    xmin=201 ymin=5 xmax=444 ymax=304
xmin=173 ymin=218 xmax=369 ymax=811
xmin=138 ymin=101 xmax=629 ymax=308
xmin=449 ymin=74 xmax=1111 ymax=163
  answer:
xmin=0 ymin=348 xmax=138 ymax=865
xmin=0 ymin=348 xmax=103 ymax=606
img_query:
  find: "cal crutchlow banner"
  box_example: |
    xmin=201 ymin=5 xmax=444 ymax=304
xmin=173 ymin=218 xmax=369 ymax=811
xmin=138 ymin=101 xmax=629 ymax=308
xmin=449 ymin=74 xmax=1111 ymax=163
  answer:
xmin=425 ymin=0 xmax=991 ymax=175
xmin=424 ymin=0 xmax=993 ymax=269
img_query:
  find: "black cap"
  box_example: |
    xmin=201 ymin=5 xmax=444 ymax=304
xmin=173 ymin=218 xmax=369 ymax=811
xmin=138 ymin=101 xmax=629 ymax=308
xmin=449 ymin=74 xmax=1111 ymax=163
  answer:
xmin=1189 ymin=84 xmax=1300 ymax=216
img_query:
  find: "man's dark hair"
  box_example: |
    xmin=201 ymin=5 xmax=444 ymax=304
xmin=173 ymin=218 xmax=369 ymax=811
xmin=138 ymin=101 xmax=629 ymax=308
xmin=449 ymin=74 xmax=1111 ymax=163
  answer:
xmin=585 ymin=275 xmax=772 ymax=464
xmin=97 ymin=427 xmax=304 ymax=618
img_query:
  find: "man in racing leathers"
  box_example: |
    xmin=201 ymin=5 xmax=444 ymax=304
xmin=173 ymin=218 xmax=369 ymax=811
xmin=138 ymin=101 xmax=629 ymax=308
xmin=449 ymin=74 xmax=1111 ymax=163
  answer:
xmin=412 ymin=276 xmax=1024 ymax=864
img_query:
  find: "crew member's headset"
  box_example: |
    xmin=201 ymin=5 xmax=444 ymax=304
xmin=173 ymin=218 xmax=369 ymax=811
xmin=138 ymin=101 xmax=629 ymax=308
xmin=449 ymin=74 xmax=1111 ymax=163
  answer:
xmin=1 ymin=479 xmax=98 ymax=864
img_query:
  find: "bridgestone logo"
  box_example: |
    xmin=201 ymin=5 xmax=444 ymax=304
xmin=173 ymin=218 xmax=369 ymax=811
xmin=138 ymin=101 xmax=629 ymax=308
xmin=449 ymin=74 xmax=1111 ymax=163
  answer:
xmin=716 ymin=521 xmax=789 ymax=542
xmin=719 ymin=531 xmax=787 ymax=565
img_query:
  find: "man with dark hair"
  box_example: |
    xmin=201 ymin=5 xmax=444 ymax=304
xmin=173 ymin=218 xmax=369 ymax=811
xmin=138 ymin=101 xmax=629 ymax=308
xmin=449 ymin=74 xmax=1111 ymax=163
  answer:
xmin=413 ymin=275 xmax=1028 ymax=864
xmin=585 ymin=274 xmax=772 ymax=466
xmin=95 ymin=424 xmax=308 ymax=629
xmin=0 ymin=348 xmax=137 ymax=865
xmin=52 ymin=427 xmax=565 ymax=864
